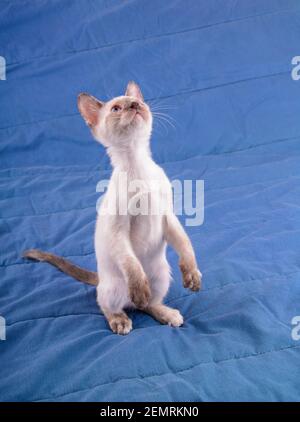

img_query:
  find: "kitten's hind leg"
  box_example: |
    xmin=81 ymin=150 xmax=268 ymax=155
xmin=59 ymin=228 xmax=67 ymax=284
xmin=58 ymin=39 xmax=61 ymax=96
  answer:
xmin=105 ymin=311 xmax=133 ymax=335
xmin=142 ymin=255 xmax=183 ymax=327
xmin=96 ymin=273 xmax=133 ymax=335
xmin=145 ymin=304 xmax=183 ymax=327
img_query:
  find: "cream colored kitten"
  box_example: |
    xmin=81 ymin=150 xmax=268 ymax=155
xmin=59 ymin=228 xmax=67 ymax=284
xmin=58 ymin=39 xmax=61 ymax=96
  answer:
xmin=24 ymin=82 xmax=201 ymax=335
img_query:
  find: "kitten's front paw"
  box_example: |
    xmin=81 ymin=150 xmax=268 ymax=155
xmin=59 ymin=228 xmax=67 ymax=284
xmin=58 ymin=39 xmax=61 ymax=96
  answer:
xmin=180 ymin=263 xmax=202 ymax=292
xmin=129 ymin=278 xmax=151 ymax=309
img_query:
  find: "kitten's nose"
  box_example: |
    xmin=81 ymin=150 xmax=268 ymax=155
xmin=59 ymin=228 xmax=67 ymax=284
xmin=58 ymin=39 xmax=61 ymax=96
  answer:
xmin=130 ymin=101 xmax=139 ymax=110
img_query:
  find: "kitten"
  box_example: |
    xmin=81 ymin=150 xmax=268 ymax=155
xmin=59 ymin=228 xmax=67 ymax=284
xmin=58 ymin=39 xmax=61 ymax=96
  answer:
xmin=24 ymin=81 xmax=202 ymax=335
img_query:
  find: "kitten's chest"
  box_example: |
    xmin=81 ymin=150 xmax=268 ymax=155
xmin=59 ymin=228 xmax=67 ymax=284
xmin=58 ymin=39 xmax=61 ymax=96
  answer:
xmin=114 ymin=163 xmax=171 ymax=207
xmin=130 ymin=213 xmax=165 ymax=258
xmin=126 ymin=167 xmax=170 ymax=256
xmin=112 ymin=164 xmax=171 ymax=255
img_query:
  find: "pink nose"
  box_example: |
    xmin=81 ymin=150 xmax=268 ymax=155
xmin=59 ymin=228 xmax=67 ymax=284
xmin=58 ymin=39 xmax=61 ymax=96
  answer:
xmin=130 ymin=101 xmax=139 ymax=110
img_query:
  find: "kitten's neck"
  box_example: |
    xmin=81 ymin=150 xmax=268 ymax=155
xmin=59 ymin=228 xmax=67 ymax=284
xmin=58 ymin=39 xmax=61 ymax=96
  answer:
xmin=107 ymin=141 xmax=153 ymax=172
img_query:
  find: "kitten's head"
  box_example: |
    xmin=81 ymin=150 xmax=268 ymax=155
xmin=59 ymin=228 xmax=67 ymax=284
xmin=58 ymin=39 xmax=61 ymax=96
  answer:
xmin=78 ymin=81 xmax=152 ymax=148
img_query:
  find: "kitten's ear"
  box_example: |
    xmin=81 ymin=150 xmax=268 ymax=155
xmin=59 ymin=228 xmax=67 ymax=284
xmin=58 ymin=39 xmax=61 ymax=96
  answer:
xmin=125 ymin=81 xmax=144 ymax=101
xmin=77 ymin=93 xmax=103 ymax=127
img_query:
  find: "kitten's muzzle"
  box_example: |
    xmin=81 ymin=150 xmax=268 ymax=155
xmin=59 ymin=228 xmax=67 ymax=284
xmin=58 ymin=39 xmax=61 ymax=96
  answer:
xmin=129 ymin=101 xmax=140 ymax=110
xmin=124 ymin=101 xmax=149 ymax=124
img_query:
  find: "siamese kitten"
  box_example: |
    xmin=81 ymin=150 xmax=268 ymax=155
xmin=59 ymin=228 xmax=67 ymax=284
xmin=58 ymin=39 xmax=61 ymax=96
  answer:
xmin=24 ymin=82 xmax=202 ymax=335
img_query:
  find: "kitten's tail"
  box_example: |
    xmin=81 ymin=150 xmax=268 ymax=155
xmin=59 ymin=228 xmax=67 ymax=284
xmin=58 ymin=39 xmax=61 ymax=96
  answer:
xmin=23 ymin=249 xmax=98 ymax=285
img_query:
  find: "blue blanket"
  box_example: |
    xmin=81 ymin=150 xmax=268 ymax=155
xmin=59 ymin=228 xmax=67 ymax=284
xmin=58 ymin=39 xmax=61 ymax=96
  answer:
xmin=1 ymin=0 xmax=300 ymax=402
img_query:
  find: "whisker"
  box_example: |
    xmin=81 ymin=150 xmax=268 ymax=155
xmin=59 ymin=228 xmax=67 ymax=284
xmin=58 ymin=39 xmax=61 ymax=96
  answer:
xmin=150 ymin=107 xmax=177 ymax=114
xmin=152 ymin=114 xmax=176 ymax=132
xmin=152 ymin=112 xmax=171 ymax=132
xmin=153 ymin=118 xmax=169 ymax=135
xmin=152 ymin=111 xmax=177 ymax=122
xmin=148 ymin=98 xmax=177 ymax=112
xmin=149 ymin=102 xmax=177 ymax=109
xmin=152 ymin=112 xmax=177 ymax=128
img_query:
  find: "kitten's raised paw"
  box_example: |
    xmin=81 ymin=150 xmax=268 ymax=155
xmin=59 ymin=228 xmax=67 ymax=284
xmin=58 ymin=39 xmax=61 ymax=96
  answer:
xmin=129 ymin=279 xmax=151 ymax=309
xmin=108 ymin=313 xmax=133 ymax=335
xmin=180 ymin=263 xmax=202 ymax=292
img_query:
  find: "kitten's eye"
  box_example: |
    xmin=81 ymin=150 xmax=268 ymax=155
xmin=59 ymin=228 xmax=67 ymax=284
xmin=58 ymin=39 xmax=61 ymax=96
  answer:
xmin=111 ymin=105 xmax=122 ymax=112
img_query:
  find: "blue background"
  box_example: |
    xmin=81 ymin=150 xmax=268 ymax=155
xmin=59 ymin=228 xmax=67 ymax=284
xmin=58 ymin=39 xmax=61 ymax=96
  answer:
xmin=0 ymin=0 xmax=300 ymax=401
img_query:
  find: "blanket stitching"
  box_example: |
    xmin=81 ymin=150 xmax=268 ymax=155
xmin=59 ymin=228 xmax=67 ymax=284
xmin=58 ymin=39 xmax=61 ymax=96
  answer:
xmin=5 ymin=6 xmax=299 ymax=67
xmin=1 ymin=134 xmax=300 ymax=178
xmin=0 ymin=70 xmax=289 ymax=131
xmin=32 ymin=343 xmax=300 ymax=401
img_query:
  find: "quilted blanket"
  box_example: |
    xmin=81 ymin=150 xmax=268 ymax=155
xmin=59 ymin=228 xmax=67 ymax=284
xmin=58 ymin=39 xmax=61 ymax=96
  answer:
xmin=0 ymin=0 xmax=300 ymax=401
